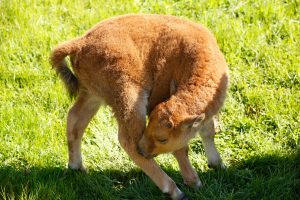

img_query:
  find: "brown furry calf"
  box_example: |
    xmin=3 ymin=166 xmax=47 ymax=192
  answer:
xmin=51 ymin=14 xmax=229 ymax=200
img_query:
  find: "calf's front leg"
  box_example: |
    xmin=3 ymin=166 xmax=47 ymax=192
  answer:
xmin=173 ymin=146 xmax=201 ymax=189
xmin=199 ymin=119 xmax=225 ymax=169
xmin=118 ymin=126 xmax=187 ymax=200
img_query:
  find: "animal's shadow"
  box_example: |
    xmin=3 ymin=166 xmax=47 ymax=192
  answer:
xmin=0 ymin=151 xmax=299 ymax=200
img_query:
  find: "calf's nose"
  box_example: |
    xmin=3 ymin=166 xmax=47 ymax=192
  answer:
xmin=137 ymin=144 xmax=145 ymax=156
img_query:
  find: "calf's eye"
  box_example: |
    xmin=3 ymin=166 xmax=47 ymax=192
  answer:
xmin=158 ymin=139 xmax=168 ymax=144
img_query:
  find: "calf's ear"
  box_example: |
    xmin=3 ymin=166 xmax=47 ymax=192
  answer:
xmin=159 ymin=118 xmax=174 ymax=129
xmin=182 ymin=114 xmax=205 ymax=130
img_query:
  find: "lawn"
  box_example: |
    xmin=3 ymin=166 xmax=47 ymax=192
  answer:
xmin=0 ymin=0 xmax=299 ymax=199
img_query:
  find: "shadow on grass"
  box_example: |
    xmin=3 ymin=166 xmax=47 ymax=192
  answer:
xmin=0 ymin=151 xmax=299 ymax=200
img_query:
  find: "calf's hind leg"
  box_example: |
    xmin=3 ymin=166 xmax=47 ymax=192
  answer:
xmin=67 ymin=91 xmax=101 ymax=171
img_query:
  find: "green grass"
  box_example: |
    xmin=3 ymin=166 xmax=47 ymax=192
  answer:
xmin=0 ymin=0 xmax=299 ymax=199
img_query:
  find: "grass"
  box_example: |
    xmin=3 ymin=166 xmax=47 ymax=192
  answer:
xmin=0 ymin=0 xmax=299 ymax=199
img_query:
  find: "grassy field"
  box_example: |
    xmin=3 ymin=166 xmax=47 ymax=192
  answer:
xmin=0 ymin=0 xmax=299 ymax=199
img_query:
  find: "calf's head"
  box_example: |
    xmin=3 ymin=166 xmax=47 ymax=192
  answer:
xmin=138 ymin=104 xmax=205 ymax=159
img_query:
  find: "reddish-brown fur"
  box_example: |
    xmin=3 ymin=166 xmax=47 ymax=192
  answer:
xmin=51 ymin=14 xmax=228 ymax=200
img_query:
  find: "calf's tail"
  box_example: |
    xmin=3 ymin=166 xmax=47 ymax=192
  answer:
xmin=50 ymin=38 xmax=80 ymax=98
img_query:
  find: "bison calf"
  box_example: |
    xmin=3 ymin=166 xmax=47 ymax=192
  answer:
xmin=51 ymin=14 xmax=228 ymax=200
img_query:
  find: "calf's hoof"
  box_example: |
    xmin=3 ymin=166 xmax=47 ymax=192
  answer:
xmin=184 ymin=178 xmax=202 ymax=190
xmin=208 ymin=161 xmax=226 ymax=170
xmin=67 ymin=163 xmax=88 ymax=173
xmin=174 ymin=192 xmax=189 ymax=200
